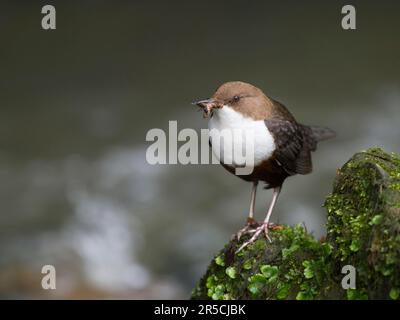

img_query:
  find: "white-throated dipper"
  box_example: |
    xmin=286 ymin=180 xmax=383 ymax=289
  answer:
xmin=193 ymin=81 xmax=335 ymax=252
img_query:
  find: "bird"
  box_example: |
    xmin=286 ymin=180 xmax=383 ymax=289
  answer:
xmin=193 ymin=81 xmax=335 ymax=252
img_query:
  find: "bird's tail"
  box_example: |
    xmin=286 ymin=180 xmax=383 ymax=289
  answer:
xmin=310 ymin=126 xmax=336 ymax=142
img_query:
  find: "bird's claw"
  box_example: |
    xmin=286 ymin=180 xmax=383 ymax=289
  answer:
xmin=236 ymin=218 xmax=261 ymax=241
xmin=236 ymin=223 xmax=273 ymax=254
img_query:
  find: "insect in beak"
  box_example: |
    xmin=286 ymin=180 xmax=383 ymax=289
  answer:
xmin=192 ymin=98 xmax=221 ymax=118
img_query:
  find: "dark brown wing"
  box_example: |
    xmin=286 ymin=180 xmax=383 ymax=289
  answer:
xmin=264 ymin=119 xmax=313 ymax=175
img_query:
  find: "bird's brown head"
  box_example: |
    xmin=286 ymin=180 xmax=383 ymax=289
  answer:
xmin=193 ymin=81 xmax=274 ymax=120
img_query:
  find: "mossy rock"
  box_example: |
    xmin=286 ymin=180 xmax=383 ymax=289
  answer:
xmin=191 ymin=148 xmax=400 ymax=300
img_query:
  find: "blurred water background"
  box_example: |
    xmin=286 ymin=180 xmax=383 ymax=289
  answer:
xmin=0 ymin=1 xmax=399 ymax=298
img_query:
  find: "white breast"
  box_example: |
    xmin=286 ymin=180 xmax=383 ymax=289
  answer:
xmin=208 ymin=106 xmax=276 ymax=167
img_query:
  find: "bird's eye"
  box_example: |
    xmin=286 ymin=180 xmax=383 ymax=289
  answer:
xmin=232 ymin=95 xmax=240 ymax=102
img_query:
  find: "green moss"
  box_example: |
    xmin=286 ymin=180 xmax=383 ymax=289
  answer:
xmin=191 ymin=225 xmax=337 ymax=300
xmin=324 ymin=148 xmax=400 ymax=299
xmin=192 ymin=148 xmax=400 ymax=300
xmin=346 ymin=289 xmax=368 ymax=300
xmin=389 ymin=288 xmax=400 ymax=300
xmin=215 ymin=255 xmax=225 ymax=267
xmin=225 ymin=266 xmax=237 ymax=279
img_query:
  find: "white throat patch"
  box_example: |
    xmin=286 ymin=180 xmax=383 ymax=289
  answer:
xmin=208 ymin=105 xmax=276 ymax=168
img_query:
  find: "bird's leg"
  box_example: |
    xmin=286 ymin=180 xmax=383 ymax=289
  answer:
xmin=236 ymin=186 xmax=281 ymax=253
xmin=236 ymin=181 xmax=259 ymax=240
xmin=262 ymin=185 xmax=281 ymax=237
xmin=248 ymin=181 xmax=258 ymax=224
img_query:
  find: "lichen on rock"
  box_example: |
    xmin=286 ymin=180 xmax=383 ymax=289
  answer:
xmin=191 ymin=148 xmax=400 ymax=300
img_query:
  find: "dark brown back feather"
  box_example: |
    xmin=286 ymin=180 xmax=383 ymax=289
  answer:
xmin=265 ymin=119 xmax=313 ymax=175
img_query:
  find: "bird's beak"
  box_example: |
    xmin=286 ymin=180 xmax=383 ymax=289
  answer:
xmin=192 ymin=98 xmax=221 ymax=118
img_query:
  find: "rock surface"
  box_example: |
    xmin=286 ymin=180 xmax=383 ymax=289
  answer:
xmin=191 ymin=148 xmax=400 ymax=300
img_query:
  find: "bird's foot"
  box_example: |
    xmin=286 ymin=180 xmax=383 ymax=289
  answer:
xmin=236 ymin=217 xmax=261 ymax=241
xmin=236 ymin=222 xmax=274 ymax=254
